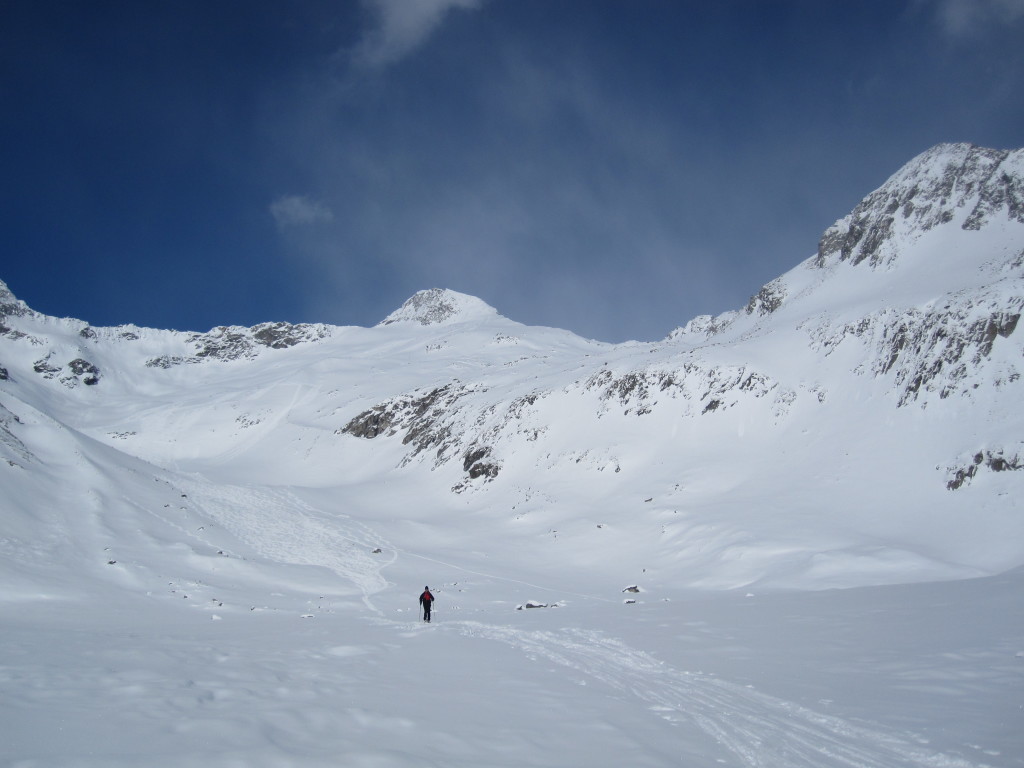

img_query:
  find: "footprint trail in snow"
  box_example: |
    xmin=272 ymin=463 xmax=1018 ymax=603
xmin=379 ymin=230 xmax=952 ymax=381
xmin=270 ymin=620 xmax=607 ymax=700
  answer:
xmin=174 ymin=479 xmax=992 ymax=768
xmin=450 ymin=622 xmax=990 ymax=768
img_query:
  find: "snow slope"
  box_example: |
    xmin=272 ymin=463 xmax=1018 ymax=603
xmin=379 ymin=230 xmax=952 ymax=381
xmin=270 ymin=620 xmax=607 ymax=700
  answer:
xmin=1 ymin=143 xmax=1022 ymax=766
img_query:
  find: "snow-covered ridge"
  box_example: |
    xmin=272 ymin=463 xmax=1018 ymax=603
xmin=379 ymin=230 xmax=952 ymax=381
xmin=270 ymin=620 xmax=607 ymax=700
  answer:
xmin=144 ymin=321 xmax=335 ymax=367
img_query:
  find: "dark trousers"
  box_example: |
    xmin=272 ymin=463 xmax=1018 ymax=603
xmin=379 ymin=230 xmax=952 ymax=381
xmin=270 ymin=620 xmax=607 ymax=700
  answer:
xmin=422 ymin=602 xmax=432 ymax=622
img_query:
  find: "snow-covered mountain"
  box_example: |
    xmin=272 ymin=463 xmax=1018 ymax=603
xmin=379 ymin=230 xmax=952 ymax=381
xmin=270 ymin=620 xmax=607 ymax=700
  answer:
xmin=2 ymin=143 xmax=1022 ymax=767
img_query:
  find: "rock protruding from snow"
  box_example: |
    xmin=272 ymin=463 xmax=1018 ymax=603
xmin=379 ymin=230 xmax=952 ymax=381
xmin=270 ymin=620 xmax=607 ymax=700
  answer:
xmin=379 ymin=289 xmax=499 ymax=327
xmin=745 ymin=278 xmax=787 ymax=317
xmin=815 ymin=143 xmax=1024 ymax=269
xmin=946 ymin=445 xmax=1024 ymax=490
xmin=0 ymin=401 xmax=32 ymax=466
xmin=146 ymin=321 xmax=332 ymax=367
xmin=667 ymin=311 xmax=740 ymax=342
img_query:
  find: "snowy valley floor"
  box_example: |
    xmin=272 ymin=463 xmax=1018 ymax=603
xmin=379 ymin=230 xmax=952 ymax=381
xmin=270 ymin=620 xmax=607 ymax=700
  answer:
xmin=2 ymin=541 xmax=1022 ymax=767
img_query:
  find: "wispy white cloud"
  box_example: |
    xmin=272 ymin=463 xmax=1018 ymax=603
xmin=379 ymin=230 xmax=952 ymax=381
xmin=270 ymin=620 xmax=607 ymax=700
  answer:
xmin=269 ymin=195 xmax=334 ymax=230
xmin=352 ymin=0 xmax=483 ymax=69
xmin=261 ymin=2 xmax=1023 ymax=341
xmin=922 ymin=0 xmax=1024 ymax=36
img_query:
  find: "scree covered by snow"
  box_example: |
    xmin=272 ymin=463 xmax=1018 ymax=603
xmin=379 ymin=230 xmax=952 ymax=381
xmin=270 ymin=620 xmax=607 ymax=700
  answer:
xmin=1 ymin=143 xmax=1023 ymax=767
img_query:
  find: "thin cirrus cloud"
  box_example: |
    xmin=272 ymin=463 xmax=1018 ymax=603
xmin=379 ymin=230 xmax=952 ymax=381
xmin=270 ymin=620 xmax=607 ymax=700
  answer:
xmin=260 ymin=0 xmax=1024 ymax=341
xmin=922 ymin=0 xmax=1024 ymax=35
xmin=350 ymin=0 xmax=484 ymax=69
xmin=269 ymin=195 xmax=334 ymax=231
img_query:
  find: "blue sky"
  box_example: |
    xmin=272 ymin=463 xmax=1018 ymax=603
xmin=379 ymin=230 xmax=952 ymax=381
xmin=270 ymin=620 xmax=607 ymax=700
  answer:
xmin=2 ymin=1 xmax=1022 ymax=342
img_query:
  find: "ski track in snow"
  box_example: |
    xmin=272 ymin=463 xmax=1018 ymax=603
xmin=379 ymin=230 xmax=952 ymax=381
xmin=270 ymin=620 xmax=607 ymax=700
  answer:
xmin=448 ymin=622 xmax=990 ymax=768
xmin=174 ymin=479 xmax=993 ymax=768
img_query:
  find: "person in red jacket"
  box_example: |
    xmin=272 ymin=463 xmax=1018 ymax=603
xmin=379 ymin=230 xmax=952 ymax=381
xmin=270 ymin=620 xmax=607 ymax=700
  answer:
xmin=419 ymin=586 xmax=434 ymax=622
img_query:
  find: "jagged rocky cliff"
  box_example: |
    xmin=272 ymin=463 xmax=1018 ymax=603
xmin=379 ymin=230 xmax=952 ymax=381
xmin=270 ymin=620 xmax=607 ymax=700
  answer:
xmin=816 ymin=143 xmax=1023 ymax=268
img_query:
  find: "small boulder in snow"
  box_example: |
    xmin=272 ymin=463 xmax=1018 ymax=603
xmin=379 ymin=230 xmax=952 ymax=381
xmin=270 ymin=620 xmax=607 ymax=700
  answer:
xmin=517 ymin=601 xmax=557 ymax=610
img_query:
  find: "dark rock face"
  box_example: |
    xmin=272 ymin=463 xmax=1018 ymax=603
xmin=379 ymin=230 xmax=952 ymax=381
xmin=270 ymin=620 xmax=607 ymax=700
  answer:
xmin=145 ymin=356 xmax=185 ymax=369
xmin=78 ymin=326 xmax=138 ymax=341
xmin=745 ymin=278 xmax=786 ymax=317
xmin=463 ymin=446 xmax=500 ymax=479
xmin=341 ymin=384 xmax=519 ymax=486
xmin=341 ymin=384 xmax=471 ymax=465
xmin=68 ymin=358 xmax=101 ymax=385
xmin=342 ymin=406 xmax=399 ymax=439
xmin=815 ymin=144 xmax=1024 ymax=269
xmin=33 ymin=357 xmax=61 ymax=378
xmin=947 ymin=448 xmax=1023 ymax=489
xmin=192 ymin=328 xmax=256 ymax=361
xmin=251 ymin=322 xmax=321 ymax=349
xmin=30 ymin=355 xmax=101 ymax=386
xmin=0 ymin=366 xmax=8 ymax=381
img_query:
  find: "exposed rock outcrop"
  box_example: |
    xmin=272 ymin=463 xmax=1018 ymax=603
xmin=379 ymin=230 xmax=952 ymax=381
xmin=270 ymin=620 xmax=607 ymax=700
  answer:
xmin=147 ymin=321 xmax=331 ymax=367
xmin=815 ymin=144 xmax=1024 ymax=269
xmin=808 ymin=295 xmax=1022 ymax=406
xmin=947 ymin=447 xmax=1024 ymax=490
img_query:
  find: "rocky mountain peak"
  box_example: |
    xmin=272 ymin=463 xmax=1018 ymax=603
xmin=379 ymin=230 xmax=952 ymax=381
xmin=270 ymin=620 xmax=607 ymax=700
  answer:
xmin=379 ymin=288 xmax=500 ymax=327
xmin=0 ymin=279 xmax=31 ymax=320
xmin=815 ymin=142 xmax=1024 ymax=269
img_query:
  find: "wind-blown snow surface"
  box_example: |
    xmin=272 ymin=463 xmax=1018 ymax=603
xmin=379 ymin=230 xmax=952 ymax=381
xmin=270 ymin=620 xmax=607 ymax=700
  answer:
xmin=2 ymin=144 xmax=1023 ymax=766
